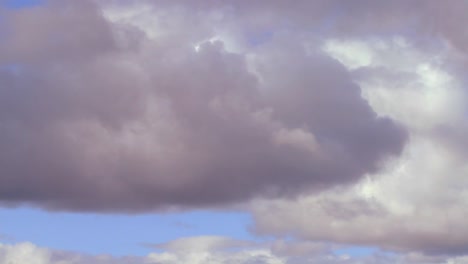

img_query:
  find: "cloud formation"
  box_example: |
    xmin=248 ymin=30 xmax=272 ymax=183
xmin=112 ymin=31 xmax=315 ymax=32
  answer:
xmin=4 ymin=0 xmax=468 ymax=260
xmin=251 ymin=34 xmax=468 ymax=255
xmin=2 ymin=238 xmax=467 ymax=264
xmin=0 ymin=0 xmax=405 ymax=211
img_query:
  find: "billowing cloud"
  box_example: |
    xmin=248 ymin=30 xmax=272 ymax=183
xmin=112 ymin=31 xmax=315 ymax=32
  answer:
xmin=4 ymin=0 xmax=468 ymax=260
xmin=0 ymin=0 xmax=405 ymax=211
xmin=250 ymin=34 xmax=468 ymax=255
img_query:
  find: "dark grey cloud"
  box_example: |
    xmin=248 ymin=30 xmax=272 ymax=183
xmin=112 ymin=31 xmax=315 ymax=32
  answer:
xmin=0 ymin=0 xmax=407 ymax=212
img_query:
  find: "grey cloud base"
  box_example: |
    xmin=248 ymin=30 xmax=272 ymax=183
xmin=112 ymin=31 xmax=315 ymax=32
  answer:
xmin=0 ymin=0 xmax=406 ymax=211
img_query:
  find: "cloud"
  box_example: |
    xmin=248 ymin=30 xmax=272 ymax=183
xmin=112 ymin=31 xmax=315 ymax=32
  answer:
xmin=4 ymin=0 xmax=468 ymax=260
xmin=2 ymin=238 xmax=466 ymax=264
xmin=0 ymin=242 xmax=141 ymax=264
xmin=250 ymin=35 xmax=468 ymax=255
xmin=0 ymin=242 xmax=51 ymax=264
xmin=0 ymin=0 xmax=405 ymax=211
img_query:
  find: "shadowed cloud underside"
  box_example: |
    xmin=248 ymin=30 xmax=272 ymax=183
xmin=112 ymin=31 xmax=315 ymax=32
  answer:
xmin=0 ymin=0 xmax=406 ymax=212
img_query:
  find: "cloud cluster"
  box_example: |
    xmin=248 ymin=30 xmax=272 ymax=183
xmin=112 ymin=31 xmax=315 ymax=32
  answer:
xmin=0 ymin=0 xmax=405 ymax=211
xmin=2 ymin=237 xmax=467 ymax=264
xmin=251 ymin=34 xmax=468 ymax=255
xmin=3 ymin=0 xmax=468 ymax=260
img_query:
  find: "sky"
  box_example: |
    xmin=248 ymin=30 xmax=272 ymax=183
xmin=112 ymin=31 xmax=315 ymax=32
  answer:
xmin=1 ymin=0 xmax=468 ymax=263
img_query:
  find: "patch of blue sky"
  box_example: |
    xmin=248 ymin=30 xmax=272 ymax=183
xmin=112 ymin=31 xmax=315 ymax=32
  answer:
xmin=0 ymin=64 xmax=22 ymax=75
xmin=247 ymin=30 xmax=274 ymax=47
xmin=0 ymin=207 xmax=253 ymax=256
xmin=333 ymin=246 xmax=379 ymax=257
xmin=2 ymin=0 xmax=43 ymax=9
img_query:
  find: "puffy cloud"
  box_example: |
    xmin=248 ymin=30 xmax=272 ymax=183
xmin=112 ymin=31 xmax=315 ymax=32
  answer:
xmin=250 ymin=35 xmax=468 ymax=255
xmin=4 ymin=0 xmax=468 ymax=260
xmin=0 ymin=242 xmax=51 ymax=264
xmin=0 ymin=0 xmax=405 ymax=211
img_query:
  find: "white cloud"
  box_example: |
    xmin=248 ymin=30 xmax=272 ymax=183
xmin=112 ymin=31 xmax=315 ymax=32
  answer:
xmin=0 ymin=243 xmax=51 ymax=264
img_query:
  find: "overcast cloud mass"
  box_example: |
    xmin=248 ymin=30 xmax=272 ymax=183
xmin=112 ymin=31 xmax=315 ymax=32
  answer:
xmin=2 ymin=0 xmax=468 ymax=263
xmin=0 ymin=0 xmax=407 ymax=211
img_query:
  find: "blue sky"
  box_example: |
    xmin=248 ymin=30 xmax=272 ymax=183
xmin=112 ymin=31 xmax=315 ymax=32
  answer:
xmin=0 ymin=206 xmax=379 ymax=257
xmin=2 ymin=0 xmax=42 ymax=9
xmin=0 ymin=208 xmax=254 ymax=256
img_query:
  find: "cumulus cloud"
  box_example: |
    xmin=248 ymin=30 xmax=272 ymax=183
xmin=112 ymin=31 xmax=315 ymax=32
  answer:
xmin=4 ymin=0 xmax=468 ymax=260
xmin=250 ymin=33 xmax=468 ymax=255
xmin=0 ymin=0 xmax=405 ymax=211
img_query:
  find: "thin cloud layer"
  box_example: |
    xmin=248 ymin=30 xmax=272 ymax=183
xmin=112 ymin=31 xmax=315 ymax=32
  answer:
xmin=0 ymin=0 xmax=405 ymax=211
